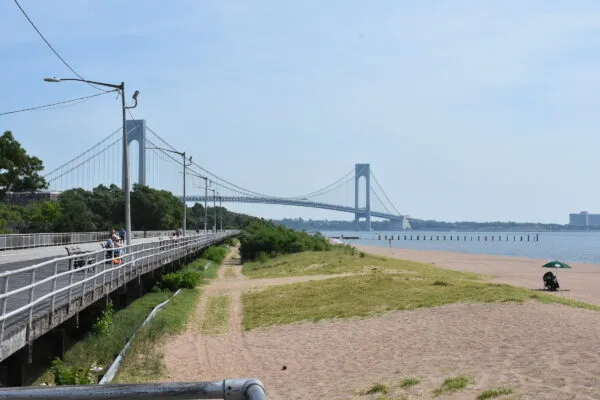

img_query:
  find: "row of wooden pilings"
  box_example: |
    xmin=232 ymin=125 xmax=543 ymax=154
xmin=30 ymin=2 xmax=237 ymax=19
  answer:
xmin=378 ymin=234 xmax=540 ymax=242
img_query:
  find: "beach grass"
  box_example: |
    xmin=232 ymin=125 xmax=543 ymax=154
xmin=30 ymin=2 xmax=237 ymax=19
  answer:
xmin=201 ymin=295 xmax=231 ymax=334
xmin=242 ymin=246 xmax=482 ymax=281
xmin=477 ymin=387 xmax=514 ymax=399
xmin=432 ymin=376 xmax=474 ymax=396
xmin=242 ymin=250 xmax=600 ymax=330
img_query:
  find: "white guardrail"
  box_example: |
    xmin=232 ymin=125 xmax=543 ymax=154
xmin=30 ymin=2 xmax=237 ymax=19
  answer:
xmin=0 ymin=230 xmax=202 ymax=251
xmin=0 ymin=231 xmax=238 ymax=362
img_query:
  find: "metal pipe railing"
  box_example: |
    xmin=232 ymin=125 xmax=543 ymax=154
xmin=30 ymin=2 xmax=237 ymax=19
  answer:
xmin=0 ymin=230 xmax=202 ymax=251
xmin=0 ymin=379 xmax=266 ymax=399
xmin=0 ymin=231 xmax=239 ymax=358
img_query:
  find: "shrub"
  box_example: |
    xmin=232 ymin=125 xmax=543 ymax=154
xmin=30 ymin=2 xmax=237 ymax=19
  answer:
xmin=50 ymin=359 xmax=98 ymax=385
xmin=203 ymin=245 xmax=228 ymax=264
xmin=159 ymin=269 xmax=202 ymax=290
xmin=92 ymin=302 xmax=114 ymax=335
xmin=239 ymin=220 xmax=331 ymax=262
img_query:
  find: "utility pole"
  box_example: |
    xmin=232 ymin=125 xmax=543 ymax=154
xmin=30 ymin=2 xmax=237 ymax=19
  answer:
xmin=213 ymin=191 xmax=217 ymax=233
xmin=181 ymin=152 xmax=192 ymax=237
xmin=44 ymin=77 xmax=139 ymax=246
xmin=203 ymin=177 xmax=208 ymax=235
xmin=219 ymin=195 xmax=223 ymax=232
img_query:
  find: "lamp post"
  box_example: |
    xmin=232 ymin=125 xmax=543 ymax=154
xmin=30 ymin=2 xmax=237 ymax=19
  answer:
xmin=44 ymin=77 xmax=139 ymax=245
xmin=146 ymin=146 xmax=192 ymax=236
xmin=203 ymin=177 xmax=208 ymax=235
xmin=207 ymin=187 xmax=216 ymax=233
xmin=219 ymin=195 xmax=223 ymax=232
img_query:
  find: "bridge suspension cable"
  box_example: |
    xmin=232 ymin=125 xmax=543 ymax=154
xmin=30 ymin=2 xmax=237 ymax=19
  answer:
xmin=370 ymin=170 xmax=401 ymax=215
xmin=299 ymin=168 xmax=355 ymax=199
xmin=43 ymin=128 xmax=121 ymax=179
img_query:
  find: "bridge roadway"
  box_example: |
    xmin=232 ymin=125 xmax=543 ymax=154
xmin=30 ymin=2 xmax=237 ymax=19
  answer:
xmin=0 ymin=232 xmax=236 ymax=363
xmin=182 ymin=195 xmax=409 ymax=221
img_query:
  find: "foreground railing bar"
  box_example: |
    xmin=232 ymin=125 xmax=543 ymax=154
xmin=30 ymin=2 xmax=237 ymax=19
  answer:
xmin=0 ymin=233 xmax=235 ymax=322
xmin=0 ymin=379 xmax=266 ymax=400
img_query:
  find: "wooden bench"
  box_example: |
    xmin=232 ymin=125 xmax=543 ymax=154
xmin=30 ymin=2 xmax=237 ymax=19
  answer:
xmin=65 ymin=245 xmax=93 ymax=270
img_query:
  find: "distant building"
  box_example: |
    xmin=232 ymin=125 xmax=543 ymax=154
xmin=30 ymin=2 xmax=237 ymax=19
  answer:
xmin=569 ymin=211 xmax=600 ymax=227
xmin=3 ymin=191 xmax=60 ymax=206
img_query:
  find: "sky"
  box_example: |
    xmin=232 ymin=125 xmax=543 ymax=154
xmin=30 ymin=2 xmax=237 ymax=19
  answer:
xmin=2 ymin=0 xmax=600 ymax=224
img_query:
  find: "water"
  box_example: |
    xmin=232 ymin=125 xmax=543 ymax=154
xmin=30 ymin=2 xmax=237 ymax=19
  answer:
xmin=323 ymin=231 xmax=600 ymax=264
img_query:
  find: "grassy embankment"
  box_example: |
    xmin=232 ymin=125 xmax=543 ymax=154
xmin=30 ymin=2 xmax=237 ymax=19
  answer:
xmin=37 ymin=245 xmax=229 ymax=385
xmin=241 ymin=245 xmax=600 ymax=331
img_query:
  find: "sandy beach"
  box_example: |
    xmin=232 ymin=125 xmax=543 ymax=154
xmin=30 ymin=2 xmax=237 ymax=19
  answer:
xmin=355 ymin=245 xmax=600 ymax=306
xmin=163 ymin=247 xmax=600 ymax=399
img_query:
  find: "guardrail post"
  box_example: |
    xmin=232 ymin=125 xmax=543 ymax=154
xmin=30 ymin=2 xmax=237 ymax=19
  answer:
xmin=1 ymin=276 xmax=9 ymax=342
xmin=67 ymin=271 xmax=75 ymax=313
xmin=50 ymin=261 xmax=59 ymax=323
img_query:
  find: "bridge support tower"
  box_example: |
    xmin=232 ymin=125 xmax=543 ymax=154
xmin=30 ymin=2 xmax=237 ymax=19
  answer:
xmin=354 ymin=163 xmax=371 ymax=231
xmin=124 ymin=119 xmax=147 ymax=190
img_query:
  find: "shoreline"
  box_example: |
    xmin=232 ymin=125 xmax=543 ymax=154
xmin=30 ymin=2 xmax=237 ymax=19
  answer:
xmin=354 ymin=244 xmax=600 ymax=307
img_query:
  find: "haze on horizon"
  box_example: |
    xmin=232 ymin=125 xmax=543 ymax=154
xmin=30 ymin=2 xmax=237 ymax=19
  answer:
xmin=2 ymin=1 xmax=599 ymax=226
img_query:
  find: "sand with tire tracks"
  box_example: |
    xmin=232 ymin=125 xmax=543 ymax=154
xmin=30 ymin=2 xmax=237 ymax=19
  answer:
xmin=163 ymin=247 xmax=600 ymax=399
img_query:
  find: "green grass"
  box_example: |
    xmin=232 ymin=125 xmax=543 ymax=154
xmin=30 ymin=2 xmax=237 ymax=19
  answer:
xmin=366 ymin=383 xmax=390 ymax=394
xmin=478 ymin=388 xmax=514 ymax=399
xmin=433 ymin=376 xmax=474 ymax=396
xmin=35 ymin=292 xmax=172 ymax=385
xmin=201 ymin=295 xmax=231 ymax=334
xmin=115 ymin=288 xmax=201 ymax=382
xmin=399 ymin=377 xmax=421 ymax=388
xmin=241 ymin=250 xmax=600 ymax=330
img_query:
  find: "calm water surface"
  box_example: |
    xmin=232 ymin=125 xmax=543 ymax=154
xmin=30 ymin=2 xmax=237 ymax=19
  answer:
xmin=323 ymin=231 xmax=600 ymax=264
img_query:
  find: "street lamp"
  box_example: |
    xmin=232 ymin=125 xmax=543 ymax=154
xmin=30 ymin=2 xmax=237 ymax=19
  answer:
xmin=146 ymin=146 xmax=193 ymax=236
xmin=44 ymin=77 xmax=139 ymax=245
xmin=207 ymin=186 xmax=216 ymax=233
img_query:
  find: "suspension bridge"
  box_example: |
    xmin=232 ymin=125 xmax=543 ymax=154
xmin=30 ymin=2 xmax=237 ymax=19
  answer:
xmin=41 ymin=120 xmax=410 ymax=231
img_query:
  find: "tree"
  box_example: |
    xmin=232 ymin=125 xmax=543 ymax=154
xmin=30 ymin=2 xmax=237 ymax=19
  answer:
xmin=0 ymin=131 xmax=47 ymax=200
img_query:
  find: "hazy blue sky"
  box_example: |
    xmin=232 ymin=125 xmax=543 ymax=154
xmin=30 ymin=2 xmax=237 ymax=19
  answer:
xmin=2 ymin=0 xmax=600 ymax=224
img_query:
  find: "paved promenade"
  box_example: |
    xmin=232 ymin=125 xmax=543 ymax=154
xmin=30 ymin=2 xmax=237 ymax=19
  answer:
xmin=0 ymin=236 xmax=177 ymax=272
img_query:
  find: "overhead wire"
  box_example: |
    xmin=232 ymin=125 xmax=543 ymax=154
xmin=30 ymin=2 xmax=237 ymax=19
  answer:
xmin=0 ymin=90 xmax=117 ymax=116
xmin=14 ymin=0 xmax=108 ymax=92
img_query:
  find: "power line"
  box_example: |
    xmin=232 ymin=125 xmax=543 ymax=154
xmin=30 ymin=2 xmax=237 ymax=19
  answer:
xmin=13 ymin=0 xmax=107 ymax=92
xmin=0 ymin=90 xmax=117 ymax=116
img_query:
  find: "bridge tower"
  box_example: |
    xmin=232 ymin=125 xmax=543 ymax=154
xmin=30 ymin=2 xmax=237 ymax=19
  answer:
xmin=124 ymin=120 xmax=147 ymax=190
xmin=354 ymin=163 xmax=371 ymax=231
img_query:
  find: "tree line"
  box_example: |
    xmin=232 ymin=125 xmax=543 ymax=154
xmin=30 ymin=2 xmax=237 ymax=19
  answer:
xmin=0 ymin=183 xmax=254 ymax=233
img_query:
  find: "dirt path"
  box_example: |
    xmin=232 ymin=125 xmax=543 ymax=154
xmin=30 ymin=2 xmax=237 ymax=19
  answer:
xmin=164 ymin=248 xmax=350 ymax=398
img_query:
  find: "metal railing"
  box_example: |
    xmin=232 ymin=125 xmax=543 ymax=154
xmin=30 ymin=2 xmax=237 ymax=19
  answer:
xmin=0 ymin=231 xmax=238 ymax=361
xmin=0 ymin=379 xmax=266 ymax=399
xmin=0 ymin=230 xmax=203 ymax=251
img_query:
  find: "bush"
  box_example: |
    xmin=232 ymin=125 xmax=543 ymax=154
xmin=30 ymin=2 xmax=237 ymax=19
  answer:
xmin=50 ymin=359 xmax=98 ymax=385
xmin=238 ymin=220 xmax=331 ymax=262
xmin=92 ymin=302 xmax=114 ymax=335
xmin=159 ymin=269 xmax=202 ymax=290
xmin=203 ymin=245 xmax=229 ymax=264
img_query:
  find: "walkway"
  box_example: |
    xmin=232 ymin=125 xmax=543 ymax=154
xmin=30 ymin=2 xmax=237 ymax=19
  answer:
xmin=0 ymin=236 xmax=174 ymax=272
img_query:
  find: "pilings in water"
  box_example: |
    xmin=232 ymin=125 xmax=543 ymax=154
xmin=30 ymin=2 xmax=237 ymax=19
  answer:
xmin=374 ymin=234 xmax=539 ymax=242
